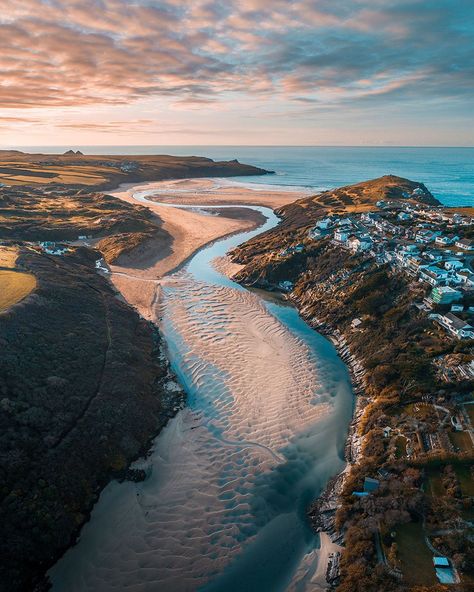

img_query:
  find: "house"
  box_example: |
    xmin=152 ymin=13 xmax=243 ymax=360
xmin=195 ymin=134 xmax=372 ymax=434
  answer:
xmin=294 ymin=244 xmax=305 ymax=253
xmin=455 ymin=238 xmax=473 ymax=250
xmin=435 ymin=234 xmax=459 ymax=246
xmin=337 ymin=218 xmax=352 ymax=227
xmin=435 ymin=313 xmax=474 ymax=339
xmin=430 ymin=286 xmax=462 ymax=305
xmin=315 ymin=218 xmax=333 ymax=230
xmin=444 ymin=259 xmax=463 ymax=271
xmin=456 ymin=271 xmax=474 ymax=287
xmin=412 ymin=187 xmax=425 ymax=196
xmin=363 ymin=477 xmax=380 ymax=492
xmin=416 ymin=229 xmax=437 ymax=243
xmin=398 ymin=212 xmax=412 ymax=221
xmin=419 ymin=266 xmax=450 ymax=286
xmin=361 ymin=212 xmax=379 ymax=224
xmin=383 ymin=426 xmax=392 ymax=438
xmin=334 ymin=230 xmax=349 ymax=242
xmin=308 ymin=227 xmax=323 ymax=240
xmin=349 ymin=236 xmax=372 ymax=253
xmin=351 ymin=318 xmax=363 ymax=329
xmin=376 ymin=200 xmax=386 ymax=208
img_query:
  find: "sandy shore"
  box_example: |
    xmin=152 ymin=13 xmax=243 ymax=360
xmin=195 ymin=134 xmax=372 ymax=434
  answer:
xmin=114 ymin=177 xmax=306 ymax=209
xmin=108 ymin=178 xmax=300 ymax=319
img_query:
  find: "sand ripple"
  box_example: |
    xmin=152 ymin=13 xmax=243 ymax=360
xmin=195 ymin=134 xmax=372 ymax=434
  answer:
xmin=49 ymin=254 xmax=351 ymax=592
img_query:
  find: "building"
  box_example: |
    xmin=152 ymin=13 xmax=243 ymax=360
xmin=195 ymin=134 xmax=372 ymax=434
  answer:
xmin=432 ymin=313 xmax=474 ymax=339
xmin=444 ymin=259 xmax=463 ymax=271
xmin=419 ymin=266 xmax=450 ymax=286
xmin=398 ymin=212 xmax=412 ymax=221
xmin=348 ymin=235 xmax=372 ymax=252
xmin=315 ymin=218 xmax=333 ymax=230
xmin=351 ymin=318 xmax=363 ymax=329
xmin=456 ymin=238 xmax=473 ymax=250
xmin=363 ymin=477 xmax=380 ymax=493
xmin=435 ymin=234 xmax=459 ymax=246
xmin=334 ymin=230 xmax=349 ymax=242
xmin=430 ymin=286 xmax=462 ymax=305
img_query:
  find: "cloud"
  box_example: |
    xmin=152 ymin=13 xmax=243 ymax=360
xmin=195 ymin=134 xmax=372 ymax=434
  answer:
xmin=0 ymin=0 xmax=472 ymax=116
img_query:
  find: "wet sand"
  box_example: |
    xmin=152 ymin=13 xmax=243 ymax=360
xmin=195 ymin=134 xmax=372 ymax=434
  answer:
xmin=108 ymin=179 xmax=299 ymax=319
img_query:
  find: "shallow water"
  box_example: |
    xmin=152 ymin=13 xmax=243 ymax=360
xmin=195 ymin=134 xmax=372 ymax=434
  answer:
xmin=49 ymin=200 xmax=353 ymax=592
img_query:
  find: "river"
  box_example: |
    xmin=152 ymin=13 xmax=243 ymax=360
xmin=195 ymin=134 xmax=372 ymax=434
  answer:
xmin=48 ymin=198 xmax=354 ymax=592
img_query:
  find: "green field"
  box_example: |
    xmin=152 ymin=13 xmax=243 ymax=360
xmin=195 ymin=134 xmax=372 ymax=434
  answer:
xmin=0 ymin=270 xmax=36 ymax=312
xmin=394 ymin=522 xmax=437 ymax=586
xmin=449 ymin=431 xmax=474 ymax=453
xmin=395 ymin=435 xmax=407 ymax=458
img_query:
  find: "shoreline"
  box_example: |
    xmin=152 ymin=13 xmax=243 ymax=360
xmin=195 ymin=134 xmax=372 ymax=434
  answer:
xmin=94 ymin=179 xmax=358 ymax=590
xmin=107 ymin=178 xmax=298 ymax=320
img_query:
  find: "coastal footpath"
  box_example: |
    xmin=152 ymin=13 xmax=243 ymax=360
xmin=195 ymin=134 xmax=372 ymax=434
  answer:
xmin=231 ymin=176 xmax=474 ymax=591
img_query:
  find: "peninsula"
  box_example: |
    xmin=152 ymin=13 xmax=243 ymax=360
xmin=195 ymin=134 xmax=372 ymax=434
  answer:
xmin=231 ymin=175 xmax=474 ymax=590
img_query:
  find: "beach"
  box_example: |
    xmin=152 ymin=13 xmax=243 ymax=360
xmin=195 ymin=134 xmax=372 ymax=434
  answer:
xmin=108 ymin=178 xmax=300 ymax=319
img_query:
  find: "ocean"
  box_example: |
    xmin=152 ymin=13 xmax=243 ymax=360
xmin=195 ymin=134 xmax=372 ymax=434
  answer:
xmin=14 ymin=146 xmax=474 ymax=207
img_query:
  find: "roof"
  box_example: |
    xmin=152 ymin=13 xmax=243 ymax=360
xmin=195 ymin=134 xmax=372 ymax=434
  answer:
xmin=457 ymin=238 xmax=473 ymax=246
xmin=433 ymin=557 xmax=449 ymax=567
xmin=445 ymin=313 xmax=472 ymax=330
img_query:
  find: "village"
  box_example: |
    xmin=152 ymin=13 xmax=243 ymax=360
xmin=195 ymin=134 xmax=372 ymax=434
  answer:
xmin=285 ymin=191 xmax=474 ymax=344
xmin=271 ymin=189 xmax=474 ymax=588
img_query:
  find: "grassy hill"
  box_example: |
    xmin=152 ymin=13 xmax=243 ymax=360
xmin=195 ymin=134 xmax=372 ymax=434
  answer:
xmin=0 ymin=150 xmax=270 ymax=189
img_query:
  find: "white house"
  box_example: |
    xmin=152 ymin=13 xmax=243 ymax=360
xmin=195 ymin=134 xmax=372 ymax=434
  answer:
xmin=431 ymin=313 xmax=474 ymax=339
xmin=435 ymin=234 xmax=459 ymax=246
xmin=398 ymin=212 xmax=412 ymax=221
xmin=348 ymin=236 xmax=372 ymax=252
xmin=316 ymin=218 xmax=333 ymax=230
xmin=455 ymin=238 xmax=473 ymax=250
xmin=419 ymin=266 xmax=450 ymax=286
xmin=334 ymin=230 xmax=349 ymax=242
xmin=444 ymin=259 xmax=463 ymax=271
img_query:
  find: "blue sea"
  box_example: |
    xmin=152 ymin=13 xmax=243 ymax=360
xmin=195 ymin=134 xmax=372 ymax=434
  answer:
xmin=16 ymin=146 xmax=474 ymax=207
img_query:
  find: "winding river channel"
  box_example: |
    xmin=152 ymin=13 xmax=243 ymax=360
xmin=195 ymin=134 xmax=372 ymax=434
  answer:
xmin=49 ymin=198 xmax=354 ymax=592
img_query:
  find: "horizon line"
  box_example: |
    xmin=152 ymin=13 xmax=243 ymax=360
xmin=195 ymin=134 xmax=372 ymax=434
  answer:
xmin=2 ymin=144 xmax=474 ymax=150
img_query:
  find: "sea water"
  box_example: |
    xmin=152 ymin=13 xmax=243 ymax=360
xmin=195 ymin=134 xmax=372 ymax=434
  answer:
xmin=15 ymin=145 xmax=474 ymax=207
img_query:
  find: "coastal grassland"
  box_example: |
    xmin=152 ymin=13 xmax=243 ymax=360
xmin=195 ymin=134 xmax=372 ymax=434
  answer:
xmin=0 ymin=270 xmax=36 ymax=312
xmin=0 ymin=150 xmax=269 ymax=190
xmin=0 ymin=247 xmax=182 ymax=591
xmin=393 ymin=522 xmax=437 ymax=586
xmin=0 ymin=246 xmax=19 ymax=268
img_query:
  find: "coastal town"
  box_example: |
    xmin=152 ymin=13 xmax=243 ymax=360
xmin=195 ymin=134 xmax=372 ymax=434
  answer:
xmin=276 ymin=187 xmax=474 ymax=346
xmin=232 ymin=180 xmax=474 ymax=591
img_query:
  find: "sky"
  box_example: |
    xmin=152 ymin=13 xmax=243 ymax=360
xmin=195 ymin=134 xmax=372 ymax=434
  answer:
xmin=1 ymin=0 xmax=473 ymax=147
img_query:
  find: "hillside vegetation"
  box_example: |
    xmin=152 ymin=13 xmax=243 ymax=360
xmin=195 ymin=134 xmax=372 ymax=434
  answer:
xmin=0 ymin=247 xmax=183 ymax=591
xmin=0 ymin=150 xmax=270 ymax=189
xmin=231 ymin=176 xmax=474 ymax=592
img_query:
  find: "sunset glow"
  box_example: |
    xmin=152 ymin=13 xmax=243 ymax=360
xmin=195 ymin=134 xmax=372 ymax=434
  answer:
xmin=1 ymin=0 xmax=473 ymax=146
